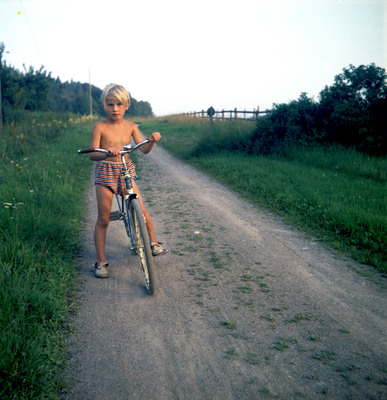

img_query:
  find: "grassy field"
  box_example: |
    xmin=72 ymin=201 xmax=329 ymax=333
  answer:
xmin=0 ymin=111 xmax=96 ymax=399
xmin=139 ymin=116 xmax=387 ymax=273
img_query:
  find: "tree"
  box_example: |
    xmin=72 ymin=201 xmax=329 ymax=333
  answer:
xmin=319 ymin=64 xmax=387 ymax=153
xmin=0 ymin=42 xmax=5 ymax=128
xmin=1 ymin=59 xmax=53 ymax=113
xmin=127 ymin=96 xmax=154 ymax=118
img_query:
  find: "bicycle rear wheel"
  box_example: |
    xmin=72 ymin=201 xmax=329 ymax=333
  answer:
xmin=128 ymin=199 xmax=156 ymax=295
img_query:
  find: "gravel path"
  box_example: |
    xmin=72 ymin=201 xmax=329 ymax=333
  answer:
xmin=65 ymin=145 xmax=387 ymax=399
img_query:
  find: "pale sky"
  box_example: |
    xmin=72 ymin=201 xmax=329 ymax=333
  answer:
xmin=1 ymin=0 xmax=386 ymax=116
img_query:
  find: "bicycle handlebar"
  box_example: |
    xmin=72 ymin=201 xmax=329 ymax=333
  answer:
xmin=78 ymin=139 xmax=149 ymax=156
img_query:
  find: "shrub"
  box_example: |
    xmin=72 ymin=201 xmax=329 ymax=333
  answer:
xmin=251 ymin=64 xmax=387 ymax=157
xmin=250 ymin=93 xmax=322 ymax=156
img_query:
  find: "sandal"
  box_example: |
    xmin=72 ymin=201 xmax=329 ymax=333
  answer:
xmin=151 ymin=242 xmax=166 ymax=256
xmin=94 ymin=261 xmax=109 ymax=278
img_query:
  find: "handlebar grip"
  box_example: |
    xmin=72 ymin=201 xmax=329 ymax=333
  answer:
xmin=78 ymin=148 xmax=95 ymax=153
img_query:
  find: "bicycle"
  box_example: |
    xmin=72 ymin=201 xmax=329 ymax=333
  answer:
xmin=78 ymin=139 xmax=157 ymax=295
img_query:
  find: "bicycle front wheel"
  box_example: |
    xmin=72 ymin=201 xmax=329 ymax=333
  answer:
xmin=128 ymin=199 xmax=156 ymax=295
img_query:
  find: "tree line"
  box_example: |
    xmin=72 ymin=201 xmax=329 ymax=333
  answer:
xmin=0 ymin=43 xmax=154 ymax=121
xmin=49 ymin=78 xmax=154 ymax=117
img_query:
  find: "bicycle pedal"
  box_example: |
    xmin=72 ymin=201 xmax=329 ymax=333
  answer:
xmin=109 ymin=211 xmax=123 ymax=221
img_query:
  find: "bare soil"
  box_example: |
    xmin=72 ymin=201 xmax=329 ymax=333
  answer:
xmin=65 ymin=145 xmax=387 ymax=400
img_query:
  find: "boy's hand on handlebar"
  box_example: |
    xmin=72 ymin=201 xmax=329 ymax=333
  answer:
xmin=107 ymin=147 xmax=121 ymax=157
xmin=148 ymin=132 xmax=161 ymax=143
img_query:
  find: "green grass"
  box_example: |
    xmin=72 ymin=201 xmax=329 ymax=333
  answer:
xmin=0 ymin=111 xmax=97 ymax=398
xmin=140 ymin=117 xmax=387 ymax=272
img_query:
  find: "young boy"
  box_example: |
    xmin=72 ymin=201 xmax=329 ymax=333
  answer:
xmin=89 ymin=83 xmax=163 ymax=278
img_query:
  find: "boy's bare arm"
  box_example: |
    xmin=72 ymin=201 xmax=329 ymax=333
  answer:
xmin=131 ymin=124 xmax=161 ymax=154
xmin=142 ymin=132 xmax=161 ymax=154
xmin=89 ymin=122 xmax=106 ymax=161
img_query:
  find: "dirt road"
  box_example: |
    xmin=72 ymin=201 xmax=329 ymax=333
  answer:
xmin=65 ymin=145 xmax=387 ymax=399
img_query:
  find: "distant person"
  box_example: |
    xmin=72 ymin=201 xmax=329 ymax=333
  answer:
xmin=88 ymin=83 xmax=164 ymax=278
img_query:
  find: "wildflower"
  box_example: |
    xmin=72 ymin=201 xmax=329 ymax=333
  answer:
xmin=3 ymin=203 xmax=12 ymax=206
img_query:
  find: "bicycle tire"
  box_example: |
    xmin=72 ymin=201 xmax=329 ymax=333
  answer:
xmin=128 ymin=199 xmax=156 ymax=295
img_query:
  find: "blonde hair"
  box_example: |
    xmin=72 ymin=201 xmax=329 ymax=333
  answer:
xmin=101 ymin=84 xmax=130 ymax=110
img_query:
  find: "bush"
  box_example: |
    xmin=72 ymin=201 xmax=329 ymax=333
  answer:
xmin=250 ymin=93 xmax=322 ymax=156
xmin=250 ymin=64 xmax=387 ymax=157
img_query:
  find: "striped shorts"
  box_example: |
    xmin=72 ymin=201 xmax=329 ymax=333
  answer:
xmin=95 ymin=160 xmax=136 ymax=195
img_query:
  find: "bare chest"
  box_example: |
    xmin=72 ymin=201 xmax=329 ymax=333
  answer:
xmin=100 ymin=127 xmax=132 ymax=149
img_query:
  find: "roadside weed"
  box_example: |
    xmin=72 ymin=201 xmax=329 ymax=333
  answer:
xmin=221 ymin=320 xmax=238 ymax=330
xmin=245 ymin=352 xmax=260 ymax=365
xmin=224 ymin=348 xmax=238 ymax=358
xmin=274 ymin=341 xmax=290 ymax=351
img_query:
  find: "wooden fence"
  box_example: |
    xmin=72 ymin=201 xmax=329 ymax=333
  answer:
xmin=179 ymin=107 xmax=269 ymax=121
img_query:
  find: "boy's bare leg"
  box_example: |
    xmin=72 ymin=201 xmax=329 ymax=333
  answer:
xmin=132 ymin=180 xmax=158 ymax=244
xmin=95 ymin=184 xmax=114 ymax=264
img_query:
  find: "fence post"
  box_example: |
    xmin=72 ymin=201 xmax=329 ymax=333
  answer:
xmin=234 ymin=108 xmax=237 ymax=119
xmin=222 ymin=109 xmax=224 ymax=121
xmin=257 ymin=106 xmax=260 ymax=119
xmin=207 ymin=107 xmax=215 ymax=135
